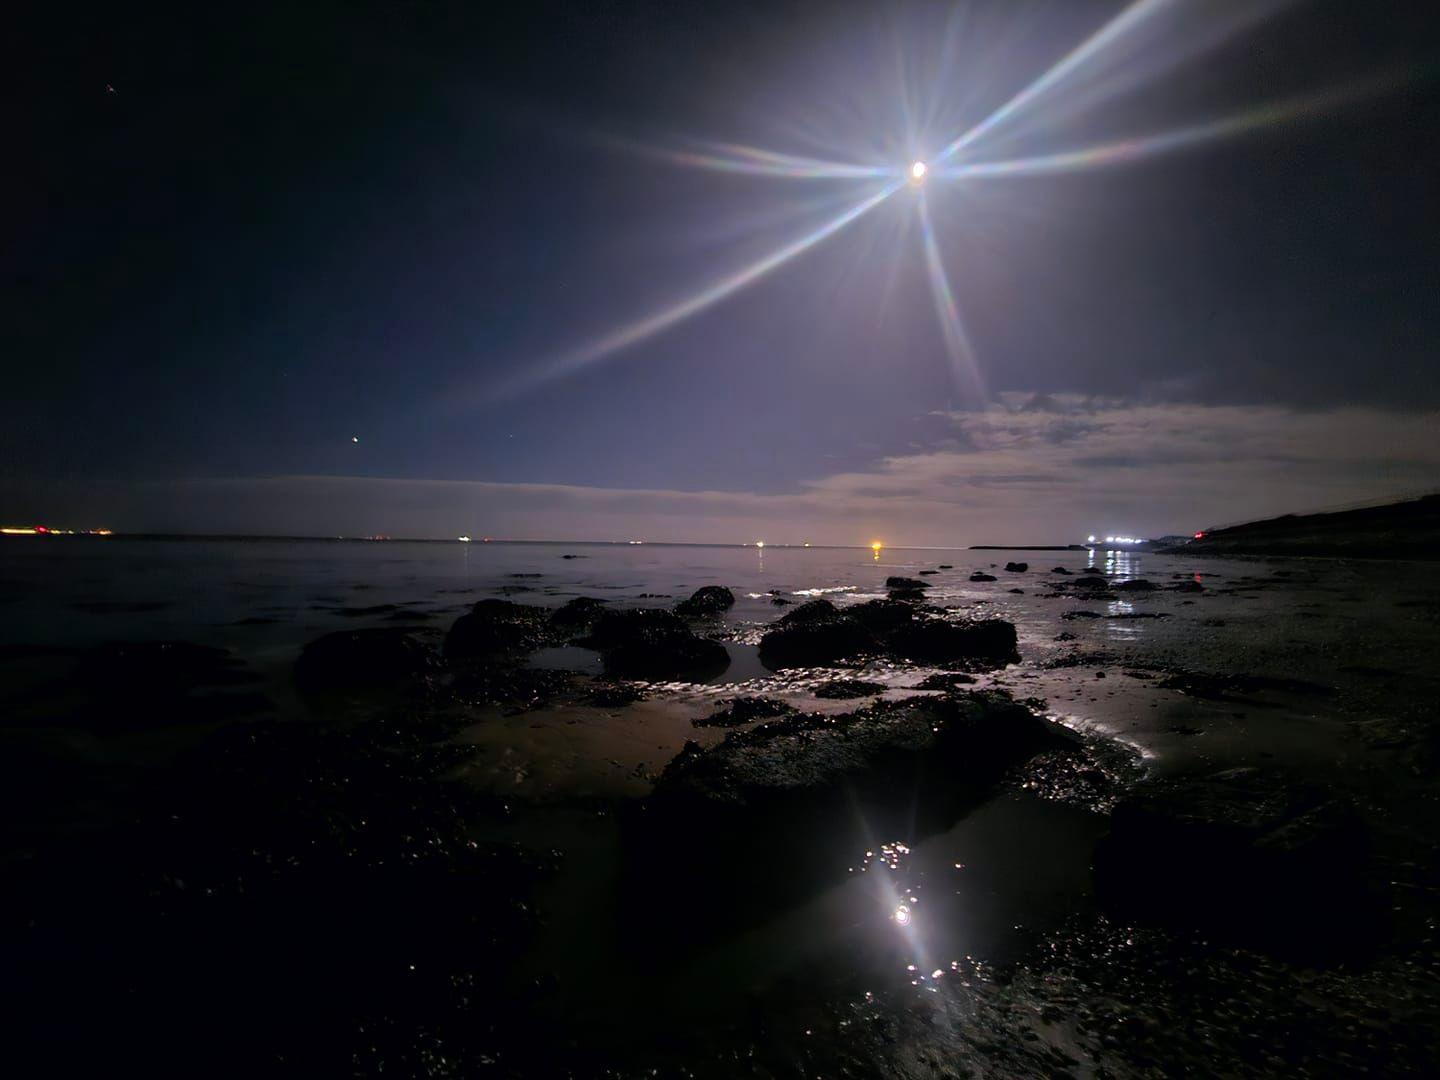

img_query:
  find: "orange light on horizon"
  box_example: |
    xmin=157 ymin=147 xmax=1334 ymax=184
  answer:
xmin=2 ymin=527 xmax=38 ymax=535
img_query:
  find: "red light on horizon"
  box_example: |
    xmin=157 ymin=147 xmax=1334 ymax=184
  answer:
xmin=1193 ymin=531 xmax=1205 ymax=540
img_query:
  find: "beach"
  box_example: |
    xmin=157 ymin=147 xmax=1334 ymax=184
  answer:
xmin=3 ymin=538 xmax=1438 ymax=1075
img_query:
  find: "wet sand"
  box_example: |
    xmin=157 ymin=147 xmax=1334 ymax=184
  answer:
xmin=2 ymin=542 xmax=1438 ymax=1075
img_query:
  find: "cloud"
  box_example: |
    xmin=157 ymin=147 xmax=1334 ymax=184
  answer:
xmin=10 ymin=402 xmax=1437 ymax=545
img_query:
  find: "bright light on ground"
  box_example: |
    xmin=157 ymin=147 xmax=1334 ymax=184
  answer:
xmin=909 ymin=160 xmax=927 ymax=183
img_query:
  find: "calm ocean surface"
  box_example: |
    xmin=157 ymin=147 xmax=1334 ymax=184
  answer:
xmin=1 ymin=537 xmax=1136 ymax=660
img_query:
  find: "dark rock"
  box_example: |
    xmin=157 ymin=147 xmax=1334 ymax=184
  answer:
xmin=969 ymin=572 xmax=997 ymax=582
xmin=582 ymin=608 xmax=729 ymax=680
xmin=1051 ymin=567 xmax=1072 ymax=575
xmin=1008 ymin=588 xmax=1025 ymax=594
xmin=295 ymin=629 xmax=437 ymax=692
xmin=561 ymin=554 xmax=585 ymax=559
xmin=1004 ymin=561 xmax=1029 ymax=573
xmin=1062 ymin=610 xmax=1102 ymax=620
xmin=444 ymin=599 xmax=552 ymax=659
xmin=845 ymin=599 xmax=916 ymax=635
xmin=776 ymin=599 xmax=840 ymax=626
xmin=887 ymin=618 xmax=1018 ymax=666
xmin=1073 ymin=575 xmax=1109 ymax=588
xmin=759 ymin=613 xmax=878 ymax=669
xmin=917 ymin=569 xmax=940 ymax=576
xmin=1169 ymin=580 xmax=1205 ymax=593
xmin=884 ymin=576 xmax=931 ymax=591
xmin=887 ymin=587 xmax=928 ymax=601
xmin=548 ymin=596 xmax=608 ymax=633
xmin=334 ymin=604 xmax=400 ymax=617
xmin=916 ymin=672 xmax=977 ymax=690
xmin=637 ymin=694 xmax=1073 ymax=922
xmin=1114 ymin=579 xmax=1157 ymax=592
xmin=675 ymin=585 xmax=736 ymax=617
xmin=769 ymin=596 xmax=792 ymax=606
xmin=937 ymin=564 xmax=954 ymax=570
xmin=812 ymin=678 xmax=886 ymax=699
xmin=1094 ymin=769 xmax=1381 ymax=961
xmin=694 ymin=696 xmax=795 ymax=728
xmin=1082 ymin=566 xmax=1102 ymax=573
xmin=1055 ymin=631 xmax=1078 ymax=641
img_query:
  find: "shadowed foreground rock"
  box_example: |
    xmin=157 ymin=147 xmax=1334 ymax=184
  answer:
xmin=580 ymin=608 xmax=729 ymax=680
xmin=444 ymin=598 xmax=554 ymax=659
xmin=1094 ymin=767 xmax=1383 ymax=962
xmin=758 ymin=601 xmax=879 ymax=667
xmin=548 ymin=595 xmax=608 ymax=634
xmin=628 ymin=693 xmax=1072 ymax=934
xmin=295 ymin=629 xmax=437 ymax=691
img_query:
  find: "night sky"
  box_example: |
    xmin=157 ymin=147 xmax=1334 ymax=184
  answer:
xmin=7 ymin=0 xmax=1439 ymax=543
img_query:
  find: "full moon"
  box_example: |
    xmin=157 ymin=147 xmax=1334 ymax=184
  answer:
xmin=909 ymin=160 xmax=927 ymax=183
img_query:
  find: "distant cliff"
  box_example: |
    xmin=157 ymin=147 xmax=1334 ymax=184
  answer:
xmin=1161 ymin=494 xmax=1440 ymax=560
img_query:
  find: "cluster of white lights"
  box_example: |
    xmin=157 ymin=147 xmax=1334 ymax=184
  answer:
xmin=1087 ymin=534 xmax=1146 ymax=545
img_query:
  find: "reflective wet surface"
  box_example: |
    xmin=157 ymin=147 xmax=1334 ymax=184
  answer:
xmin=3 ymin=539 xmax=1439 ymax=1074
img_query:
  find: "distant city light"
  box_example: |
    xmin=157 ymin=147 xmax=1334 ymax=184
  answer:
xmin=1087 ymin=534 xmax=1097 ymax=543
xmin=755 ymin=540 xmax=765 ymax=548
xmin=2 ymin=525 xmax=111 ymax=536
xmin=871 ymin=541 xmax=883 ymax=551
xmin=909 ymin=160 xmax=927 ymax=183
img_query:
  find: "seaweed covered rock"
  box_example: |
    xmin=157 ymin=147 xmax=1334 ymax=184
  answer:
xmin=884 ymin=576 xmax=931 ymax=591
xmin=582 ymin=608 xmax=729 ymax=680
xmin=760 ymin=600 xmax=1017 ymax=672
xmin=548 ymin=596 xmax=608 ymax=634
xmin=296 ymin=629 xmax=437 ymax=692
xmin=1094 ymin=768 xmax=1382 ymax=962
xmin=846 ymin=599 xmax=916 ymax=635
xmin=675 ymin=585 xmax=736 ymax=617
xmin=444 ymin=599 xmax=552 ymax=659
xmin=887 ymin=618 xmax=1018 ymax=666
xmin=758 ymin=607 xmax=879 ymax=669
xmin=813 ymin=679 xmax=886 ymax=699
xmin=776 ymin=599 xmax=840 ymax=626
xmin=694 ymin=696 xmax=795 ymax=728
xmin=653 ymin=693 xmax=1063 ymax=812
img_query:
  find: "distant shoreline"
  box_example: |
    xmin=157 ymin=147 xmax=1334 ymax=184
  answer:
xmin=0 ymin=534 xmax=981 ymax=551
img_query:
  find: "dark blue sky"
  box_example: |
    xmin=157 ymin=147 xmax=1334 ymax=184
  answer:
xmin=6 ymin=0 xmax=1439 ymax=542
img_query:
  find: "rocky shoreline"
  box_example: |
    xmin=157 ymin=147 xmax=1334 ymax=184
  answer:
xmin=3 ymin=557 xmax=1438 ymax=1075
